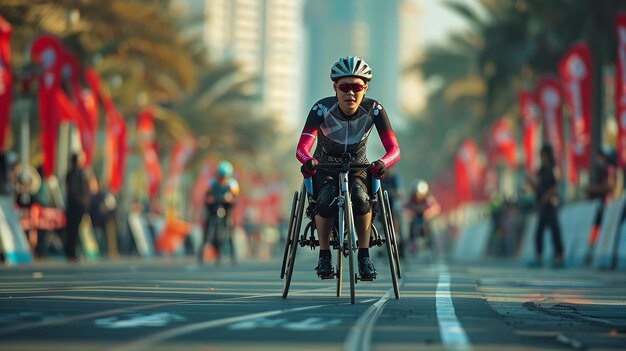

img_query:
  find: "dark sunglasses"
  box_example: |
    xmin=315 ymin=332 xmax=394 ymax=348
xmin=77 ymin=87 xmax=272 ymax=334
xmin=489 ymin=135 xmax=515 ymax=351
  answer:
xmin=336 ymin=83 xmax=366 ymax=93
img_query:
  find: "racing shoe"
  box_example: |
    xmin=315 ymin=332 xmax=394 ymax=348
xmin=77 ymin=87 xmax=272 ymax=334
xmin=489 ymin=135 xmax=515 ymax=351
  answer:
xmin=315 ymin=256 xmax=334 ymax=279
xmin=358 ymin=257 xmax=377 ymax=280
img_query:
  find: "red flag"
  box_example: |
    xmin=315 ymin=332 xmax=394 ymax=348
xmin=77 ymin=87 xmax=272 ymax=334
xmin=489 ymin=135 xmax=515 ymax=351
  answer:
xmin=30 ymin=34 xmax=64 ymax=178
xmin=105 ymin=111 xmax=126 ymax=194
xmin=136 ymin=108 xmax=161 ymax=198
xmin=536 ymin=76 xmax=564 ymax=164
xmin=0 ymin=16 xmax=12 ymax=151
xmin=486 ymin=118 xmax=517 ymax=168
xmin=453 ymin=139 xmax=479 ymax=203
xmin=536 ymin=76 xmax=578 ymax=184
xmin=165 ymin=140 xmax=195 ymax=193
xmin=60 ymin=50 xmax=96 ymax=165
xmin=518 ymin=91 xmax=540 ymax=173
xmin=559 ymin=43 xmax=592 ymax=171
xmin=190 ymin=159 xmax=214 ymax=223
xmin=95 ymin=72 xmax=127 ymax=194
xmin=616 ymin=13 xmax=626 ymax=167
xmin=83 ymin=69 xmax=101 ymax=160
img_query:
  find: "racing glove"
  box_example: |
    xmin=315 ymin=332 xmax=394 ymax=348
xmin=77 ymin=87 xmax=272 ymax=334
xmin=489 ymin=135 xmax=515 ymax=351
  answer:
xmin=300 ymin=158 xmax=318 ymax=178
xmin=367 ymin=160 xmax=386 ymax=179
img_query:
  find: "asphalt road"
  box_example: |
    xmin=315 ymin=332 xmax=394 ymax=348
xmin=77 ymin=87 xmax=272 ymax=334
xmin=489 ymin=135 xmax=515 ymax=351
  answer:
xmin=1 ymin=250 xmax=625 ymax=351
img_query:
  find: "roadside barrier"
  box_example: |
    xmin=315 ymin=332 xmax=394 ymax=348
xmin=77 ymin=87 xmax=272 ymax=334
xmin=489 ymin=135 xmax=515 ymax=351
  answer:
xmin=127 ymin=212 xmax=155 ymax=258
xmin=562 ymin=201 xmax=600 ymax=267
xmin=617 ymin=220 xmax=626 ymax=269
xmin=592 ymin=196 xmax=626 ymax=269
xmin=0 ymin=196 xmax=32 ymax=265
xmin=452 ymin=219 xmax=492 ymax=261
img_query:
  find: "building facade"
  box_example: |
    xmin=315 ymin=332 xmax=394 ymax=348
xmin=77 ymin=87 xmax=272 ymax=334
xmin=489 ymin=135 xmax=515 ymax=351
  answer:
xmin=178 ymin=0 xmax=304 ymax=130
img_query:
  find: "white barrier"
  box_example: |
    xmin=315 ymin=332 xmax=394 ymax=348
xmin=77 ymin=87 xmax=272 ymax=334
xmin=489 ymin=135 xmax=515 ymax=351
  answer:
xmin=518 ymin=213 xmax=540 ymax=264
xmin=128 ymin=212 xmax=156 ymax=258
xmin=592 ymin=196 xmax=626 ymax=269
xmin=616 ymin=220 xmax=626 ymax=269
xmin=452 ymin=219 xmax=492 ymax=261
xmin=562 ymin=201 xmax=600 ymax=267
xmin=0 ymin=196 xmax=32 ymax=265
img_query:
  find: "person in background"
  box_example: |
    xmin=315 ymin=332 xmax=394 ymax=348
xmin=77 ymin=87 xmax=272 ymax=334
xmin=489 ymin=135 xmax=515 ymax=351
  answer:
xmin=202 ymin=160 xmax=240 ymax=264
xmin=404 ymin=179 xmax=441 ymax=257
xmin=65 ymin=153 xmax=91 ymax=261
xmin=527 ymin=144 xmax=564 ymax=268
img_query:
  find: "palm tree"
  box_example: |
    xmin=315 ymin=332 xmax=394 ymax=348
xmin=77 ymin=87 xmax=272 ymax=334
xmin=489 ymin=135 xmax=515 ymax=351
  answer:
xmin=403 ymin=0 xmax=623 ymax=182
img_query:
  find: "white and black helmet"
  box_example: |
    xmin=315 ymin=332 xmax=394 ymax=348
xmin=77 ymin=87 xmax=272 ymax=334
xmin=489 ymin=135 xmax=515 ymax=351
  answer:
xmin=330 ymin=56 xmax=373 ymax=82
xmin=412 ymin=179 xmax=429 ymax=196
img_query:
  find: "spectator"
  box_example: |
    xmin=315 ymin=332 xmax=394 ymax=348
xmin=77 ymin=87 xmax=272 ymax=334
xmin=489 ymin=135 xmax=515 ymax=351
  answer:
xmin=527 ymin=144 xmax=564 ymax=268
xmin=64 ymin=153 xmax=91 ymax=261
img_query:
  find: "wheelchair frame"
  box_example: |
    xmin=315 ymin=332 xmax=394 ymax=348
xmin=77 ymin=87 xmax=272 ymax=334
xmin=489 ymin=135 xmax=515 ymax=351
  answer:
xmin=280 ymin=159 xmax=401 ymax=304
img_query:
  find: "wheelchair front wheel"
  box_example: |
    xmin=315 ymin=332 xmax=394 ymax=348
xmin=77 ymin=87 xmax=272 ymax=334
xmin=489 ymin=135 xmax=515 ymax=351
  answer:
xmin=380 ymin=190 xmax=400 ymax=299
xmin=282 ymin=185 xmax=306 ymax=298
xmin=384 ymin=191 xmax=402 ymax=280
xmin=345 ymin=196 xmax=356 ymax=305
xmin=280 ymin=191 xmax=299 ymax=279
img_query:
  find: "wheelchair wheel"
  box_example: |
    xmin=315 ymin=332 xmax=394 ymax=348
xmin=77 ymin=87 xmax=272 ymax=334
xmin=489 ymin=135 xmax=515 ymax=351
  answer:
xmin=335 ymin=245 xmax=342 ymax=297
xmin=280 ymin=191 xmax=299 ymax=279
xmin=379 ymin=189 xmax=400 ymax=299
xmin=384 ymin=191 xmax=402 ymax=279
xmin=282 ymin=184 xmax=306 ymax=298
xmin=345 ymin=195 xmax=356 ymax=304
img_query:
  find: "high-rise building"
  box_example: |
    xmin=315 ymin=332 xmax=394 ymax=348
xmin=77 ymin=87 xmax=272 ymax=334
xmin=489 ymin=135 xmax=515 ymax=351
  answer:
xmin=303 ymin=0 xmax=424 ymax=123
xmin=177 ymin=0 xmax=304 ymax=130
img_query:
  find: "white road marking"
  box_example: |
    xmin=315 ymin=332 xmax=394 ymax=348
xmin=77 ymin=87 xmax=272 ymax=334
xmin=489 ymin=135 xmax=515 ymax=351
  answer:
xmin=437 ymin=268 xmax=472 ymax=351
xmin=283 ymin=317 xmax=341 ymax=331
xmin=0 ymin=288 xmax=332 ymax=335
xmin=344 ymin=288 xmax=394 ymax=351
xmin=110 ymin=305 xmax=328 ymax=351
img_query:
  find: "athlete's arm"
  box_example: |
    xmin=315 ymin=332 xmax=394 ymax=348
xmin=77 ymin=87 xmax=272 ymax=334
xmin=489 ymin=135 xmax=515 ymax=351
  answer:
xmin=295 ymin=104 xmax=323 ymax=164
xmin=372 ymin=103 xmax=400 ymax=167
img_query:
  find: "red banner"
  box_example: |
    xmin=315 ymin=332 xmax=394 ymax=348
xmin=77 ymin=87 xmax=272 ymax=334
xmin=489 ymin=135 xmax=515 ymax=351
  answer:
xmin=0 ymin=16 xmax=12 ymax=151
xmin=616 ymin=13 xmax=626 ymax=167
xmin=536 ymin=76 xmax=564 ymax=164
xmin=486 ymin=118 xmax=517 ymax=168
xmin=559 ymin=42 xmax=592 ymax=171
xmin=518 ymin=91 xmax=540 ymax=173
xmin=30 ymin=34 xmax=64 ymax=178
xmin=105 ymin=108 xmax=126 ymax=194
xmin=136 ymin=108 xmax=161 ymax=198
xmin=453 ymin=139 xmax=483 ymax=204
xmin=93 ymin=70 xmax=127 ymax=194
xmin=165 ymin=140 xmax=195 ymax=193
xmin=61 ymin=50 xmax=95 ymax=165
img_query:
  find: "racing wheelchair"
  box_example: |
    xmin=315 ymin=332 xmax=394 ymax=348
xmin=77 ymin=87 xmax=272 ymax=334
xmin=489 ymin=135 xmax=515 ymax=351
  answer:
xmin=280 ymin=153 xmax=401 ymax=304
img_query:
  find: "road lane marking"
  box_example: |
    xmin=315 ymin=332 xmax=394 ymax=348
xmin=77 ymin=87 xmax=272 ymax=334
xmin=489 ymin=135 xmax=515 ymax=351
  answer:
xmin=344 ymin=288 xmax=394 ymax=351
xmin=110 ymin=304 xmax=328 ymax=351
xmin=436 ymin=269 xmax=472 ymax=351
xmin=0 ymin=287 xmax=332 ymax=335
xmin=0 ymin=301 xmax=184 ymax=336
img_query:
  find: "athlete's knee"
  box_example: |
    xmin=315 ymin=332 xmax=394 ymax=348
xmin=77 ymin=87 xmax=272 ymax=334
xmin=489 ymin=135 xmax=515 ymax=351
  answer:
xmin=351 ymin=184 xmax=371 ymax=216
xmin=316 ymin=183 xmax=337 ymax=218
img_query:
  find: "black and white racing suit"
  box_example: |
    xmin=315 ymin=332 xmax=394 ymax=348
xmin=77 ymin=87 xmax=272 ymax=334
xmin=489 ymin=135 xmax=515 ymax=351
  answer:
xmin=295 ymin=96 xmax=400 ymax=218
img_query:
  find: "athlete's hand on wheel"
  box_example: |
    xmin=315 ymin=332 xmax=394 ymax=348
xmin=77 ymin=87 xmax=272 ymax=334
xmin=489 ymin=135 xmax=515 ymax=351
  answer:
xmin=368 ymin=160 xmax=386 ymax=179
xmin=300 ymin=158 xmax=318 ymax=178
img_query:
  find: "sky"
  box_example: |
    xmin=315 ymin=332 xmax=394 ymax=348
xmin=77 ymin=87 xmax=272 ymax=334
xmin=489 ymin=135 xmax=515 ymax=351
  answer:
xmin=418 ymin=0 xmax=483 ymax=47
